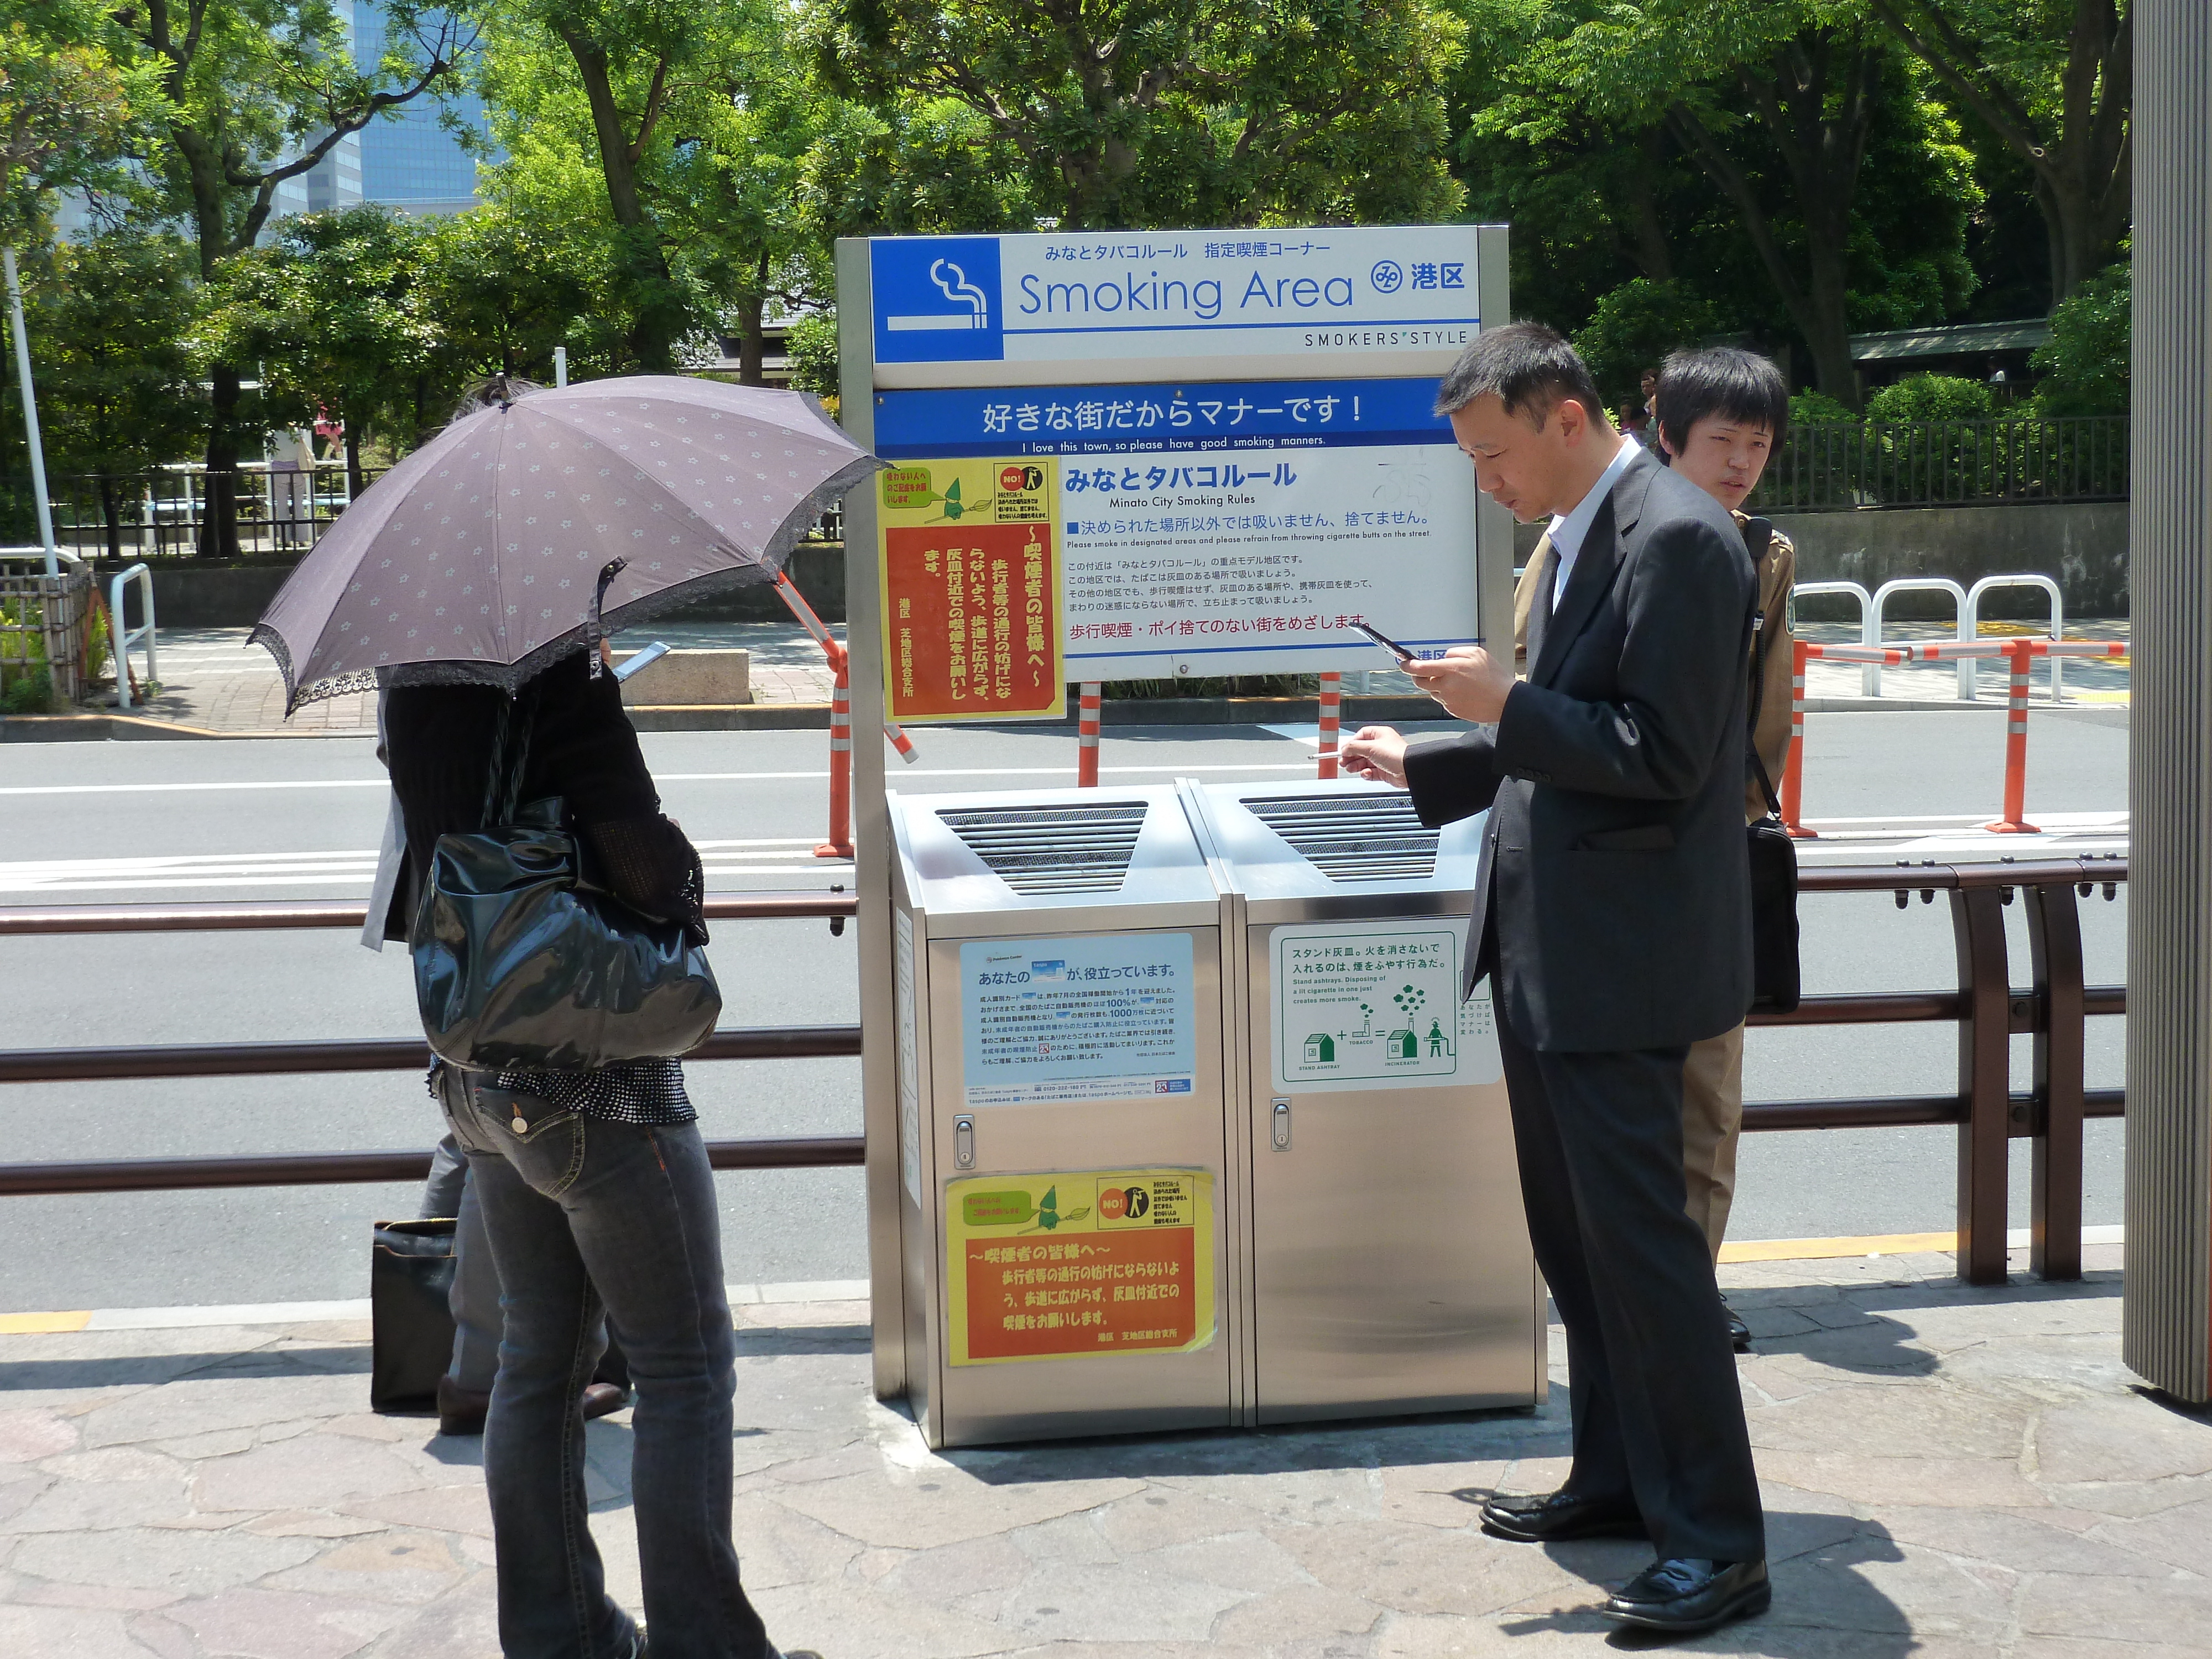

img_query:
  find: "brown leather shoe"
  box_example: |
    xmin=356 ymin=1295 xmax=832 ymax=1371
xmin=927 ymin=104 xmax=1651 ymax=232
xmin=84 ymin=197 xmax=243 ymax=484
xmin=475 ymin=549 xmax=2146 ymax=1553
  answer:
xmin=582 ymin=1381 xmax=630 ymax=1421
xmin=436 ymin=1375 xmax=491 ymax=1437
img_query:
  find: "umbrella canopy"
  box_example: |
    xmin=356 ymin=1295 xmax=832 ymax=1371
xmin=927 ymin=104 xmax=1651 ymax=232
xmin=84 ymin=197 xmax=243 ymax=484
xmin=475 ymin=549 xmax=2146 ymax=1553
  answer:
xmin=251 ymin=376 xmax=882 ymax=711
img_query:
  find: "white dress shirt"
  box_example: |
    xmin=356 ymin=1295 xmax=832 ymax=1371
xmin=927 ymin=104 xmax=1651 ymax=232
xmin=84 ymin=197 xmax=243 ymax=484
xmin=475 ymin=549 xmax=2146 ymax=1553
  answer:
xmin=1547 ymin=437 xmax=1639 ymax=608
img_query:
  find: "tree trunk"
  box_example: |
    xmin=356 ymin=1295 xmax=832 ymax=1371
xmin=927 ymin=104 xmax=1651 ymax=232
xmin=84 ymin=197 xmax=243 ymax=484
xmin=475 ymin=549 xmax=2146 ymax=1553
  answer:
xmin=1624 ymin=135 xmax=1674 ymax=281
xmin=99 ymin=477 xmax=123 ymax=562
xmin=557 ymin=32 xmax=683 ymax=371
xmin=199 ymin=364 xmax=244 ymax=560
xmin=344 ymin=421 xmax=363 ymax=504
xmin=734 ymin=249 xmax=770 ymax=385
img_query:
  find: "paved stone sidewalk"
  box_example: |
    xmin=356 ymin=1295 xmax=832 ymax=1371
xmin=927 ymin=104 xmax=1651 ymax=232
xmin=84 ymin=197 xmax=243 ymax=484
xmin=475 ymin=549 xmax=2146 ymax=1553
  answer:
xmin=3 ymin=1243 xmax=2205 ymax=1657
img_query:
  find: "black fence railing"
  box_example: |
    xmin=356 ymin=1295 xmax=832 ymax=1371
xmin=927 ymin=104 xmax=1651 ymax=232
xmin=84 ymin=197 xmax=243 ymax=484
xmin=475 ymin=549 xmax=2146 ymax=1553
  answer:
xmin=1751 ymin=416 xmax=2129 ymax=512
xmin=16 ymin=467 xmax=848 ymax=562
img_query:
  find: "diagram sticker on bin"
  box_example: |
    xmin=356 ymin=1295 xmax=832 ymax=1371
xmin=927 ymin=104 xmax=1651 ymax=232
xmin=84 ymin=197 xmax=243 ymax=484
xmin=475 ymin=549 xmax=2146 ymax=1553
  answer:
xmin=959 ymin=932 xmax=1197 ymax=1106
xmin=1270 ymin=918 xmax=1504 ymax=1092
xmin=946 ymin=1168 xmax=1216 ymax=1365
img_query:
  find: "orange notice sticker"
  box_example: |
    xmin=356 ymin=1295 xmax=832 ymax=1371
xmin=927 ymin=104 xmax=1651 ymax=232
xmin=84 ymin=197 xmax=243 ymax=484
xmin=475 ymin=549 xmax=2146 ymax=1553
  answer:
xmin=944 ymin=1169 xmax=1214 ymax=1366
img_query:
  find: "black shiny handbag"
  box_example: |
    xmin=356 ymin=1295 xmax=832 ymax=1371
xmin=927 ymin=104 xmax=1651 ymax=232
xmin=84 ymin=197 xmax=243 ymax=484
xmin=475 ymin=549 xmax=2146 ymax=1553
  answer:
xmin=1743 ymin=520 xmax=1801 ymax=1014
xmin=409 ymin=629 xmax=721 ymax=1070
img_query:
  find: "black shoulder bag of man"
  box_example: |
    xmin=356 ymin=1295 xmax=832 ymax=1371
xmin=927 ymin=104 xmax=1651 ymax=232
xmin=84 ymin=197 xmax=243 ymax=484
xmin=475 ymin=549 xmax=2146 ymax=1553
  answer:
xmin=1741 ymin=519 xmax=1801 ymax=1013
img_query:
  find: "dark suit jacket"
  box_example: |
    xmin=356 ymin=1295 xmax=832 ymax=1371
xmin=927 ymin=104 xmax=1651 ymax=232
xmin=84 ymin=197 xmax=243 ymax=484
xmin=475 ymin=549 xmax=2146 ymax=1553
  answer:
xmin=1404 ymin=446 xmax=1755 ymax=1052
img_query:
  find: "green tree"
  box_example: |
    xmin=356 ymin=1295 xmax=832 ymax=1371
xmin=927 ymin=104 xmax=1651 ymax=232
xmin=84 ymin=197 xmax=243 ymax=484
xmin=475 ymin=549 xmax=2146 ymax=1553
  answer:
xmin=1572 ymin=278 xmax=1723 ymax=408
xmin=23 ymin=231 xmax=203 ymax=556
xmin=194 ymin=206 xmax=437 ymax=497
xmin=0 ymin=0 xmax=166 ymax=241
xmin=807 ymin=0 xmax=1467 ymax=229
xmin=1490 ymin=0 xmax=1977 ymax=406
xmin=2030 ymin=254 xmax=2126 ymax=414
xmin=118 ymin=0 xmax=476 ymax=554
xmin=1869 ymin=0 xmax=2128 ymax=302
xmin=410 ymin=204 xmax=593 ymax=422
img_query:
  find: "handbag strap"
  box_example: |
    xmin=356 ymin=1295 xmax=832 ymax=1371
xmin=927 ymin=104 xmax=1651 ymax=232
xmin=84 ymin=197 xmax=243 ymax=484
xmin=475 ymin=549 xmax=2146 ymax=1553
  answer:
xmin=1741 ymin=518 xmax=1782 ymax=819
xmin=479 ymin=690 xmax=538 ymax=830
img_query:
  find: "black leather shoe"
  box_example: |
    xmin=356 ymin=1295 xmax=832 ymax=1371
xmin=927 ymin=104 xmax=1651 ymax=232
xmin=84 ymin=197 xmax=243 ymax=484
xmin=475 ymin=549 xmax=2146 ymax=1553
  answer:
xmin=1479 ymin=1489 xmax=1646 ymax=1543
xmin=582 ymin=1382 xmax=630 ymax=1421
xmin=1603 ymin=1557 xmax=1770 ymax=1631
xmin=1724 ymin=1297 xmax=1752 ymax=1353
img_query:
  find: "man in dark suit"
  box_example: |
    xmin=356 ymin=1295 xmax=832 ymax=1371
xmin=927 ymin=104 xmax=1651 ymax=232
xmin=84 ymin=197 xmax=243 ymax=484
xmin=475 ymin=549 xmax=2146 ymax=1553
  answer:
xmin=1342 ymin=323 xmax=1768 ymax=1634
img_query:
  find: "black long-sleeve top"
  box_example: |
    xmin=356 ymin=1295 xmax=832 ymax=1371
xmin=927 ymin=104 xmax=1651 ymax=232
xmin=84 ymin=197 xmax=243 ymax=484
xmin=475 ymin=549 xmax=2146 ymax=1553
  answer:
xmin=382 ymin=652 xmax=708 ymax=1123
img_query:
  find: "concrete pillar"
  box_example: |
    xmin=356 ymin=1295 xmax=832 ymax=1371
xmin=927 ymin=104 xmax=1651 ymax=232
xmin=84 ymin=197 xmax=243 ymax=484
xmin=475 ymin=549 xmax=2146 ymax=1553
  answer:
xmin=2124 ymin=1 xmax=2212 ymax=1406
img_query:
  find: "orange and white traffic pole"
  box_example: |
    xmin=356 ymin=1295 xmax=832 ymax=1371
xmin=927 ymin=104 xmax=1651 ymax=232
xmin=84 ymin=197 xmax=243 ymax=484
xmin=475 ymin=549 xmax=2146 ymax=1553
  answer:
xmin=1317 ymin=672 xmax=1342 ymax=779
xmin=1784 ymin=642 xmax=1910 ymax=838
xmin=817 ymin=642 xmax=853 ymax=858
xmin=1989 ymin=638 xmax=2038 ymax=834
xmin=884 ymin=721 xmax=918 ymax=765
xmin=1781 ymin=639 xmax=1811 ymax=838
xmin=768 ymin=570 xmax=856 ymax=859
xmin=1077 ymin=681 xmax=1102 ymax=786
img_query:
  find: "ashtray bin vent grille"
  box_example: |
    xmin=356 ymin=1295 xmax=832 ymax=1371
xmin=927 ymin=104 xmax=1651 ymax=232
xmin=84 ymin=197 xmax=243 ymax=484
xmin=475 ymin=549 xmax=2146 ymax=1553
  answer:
xmin=1244 ymin=792 xmax=1439 ymax=882
xmin=936 ymin=801 xmax=1149 ymax=893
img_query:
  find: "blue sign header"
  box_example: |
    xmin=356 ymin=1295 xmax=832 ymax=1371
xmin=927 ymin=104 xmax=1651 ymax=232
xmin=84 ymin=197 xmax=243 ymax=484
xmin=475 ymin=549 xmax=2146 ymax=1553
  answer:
xmin=874 ymin=378 xmax=1451 ymax=459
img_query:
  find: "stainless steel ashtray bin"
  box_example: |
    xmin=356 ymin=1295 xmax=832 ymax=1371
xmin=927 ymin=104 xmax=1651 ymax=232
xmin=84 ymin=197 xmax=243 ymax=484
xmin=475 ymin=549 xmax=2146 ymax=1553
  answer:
xmin=887 ymin=785 xmax=1238 ymax=1448
xmin=1182 ymin=779 xmax=1545 ymax=1425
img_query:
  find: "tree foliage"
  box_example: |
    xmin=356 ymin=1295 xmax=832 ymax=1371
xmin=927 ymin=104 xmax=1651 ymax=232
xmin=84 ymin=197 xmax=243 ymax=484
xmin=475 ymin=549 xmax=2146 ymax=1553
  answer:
xmin=0 ymin=0 xmax=166 ymax=241
xmin=1869 ymin=0 xmax=2128 ymax=300
xmin=2030 ymin=254 xmax=2126 ymax=415
xmin=807 ymin=0 xmax=1467 ymax=229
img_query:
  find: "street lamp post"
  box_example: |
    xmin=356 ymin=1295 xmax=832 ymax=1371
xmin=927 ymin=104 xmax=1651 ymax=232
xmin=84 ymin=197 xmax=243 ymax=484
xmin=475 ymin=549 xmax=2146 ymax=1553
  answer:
xmin=3 ymin=247 xmax=59 ymax=576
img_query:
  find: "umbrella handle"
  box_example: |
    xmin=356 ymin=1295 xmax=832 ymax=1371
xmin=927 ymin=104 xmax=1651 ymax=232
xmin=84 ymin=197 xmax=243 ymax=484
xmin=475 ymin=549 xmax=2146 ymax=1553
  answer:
xmin=586 ymin=557 xmax=628 ymax=677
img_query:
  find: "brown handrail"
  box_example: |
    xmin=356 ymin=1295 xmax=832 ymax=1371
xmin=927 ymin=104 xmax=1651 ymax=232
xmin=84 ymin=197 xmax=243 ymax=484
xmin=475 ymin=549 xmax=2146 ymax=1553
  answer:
xmin=0 ymin=860 xmax=2130 ymax=1284
xmin=0 ymin=1136 xmax=867 ymax=1198
xmin=0 ymin=1024 xmax=865 ymax=1085
xmin=0 ymin=889 xmax=859 ymax=937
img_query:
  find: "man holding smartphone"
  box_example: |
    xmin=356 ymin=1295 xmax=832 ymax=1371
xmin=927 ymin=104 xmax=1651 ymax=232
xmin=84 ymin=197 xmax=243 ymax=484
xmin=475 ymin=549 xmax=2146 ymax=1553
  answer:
xmin=1342 ymin=324 xmax=1767 ymax=1636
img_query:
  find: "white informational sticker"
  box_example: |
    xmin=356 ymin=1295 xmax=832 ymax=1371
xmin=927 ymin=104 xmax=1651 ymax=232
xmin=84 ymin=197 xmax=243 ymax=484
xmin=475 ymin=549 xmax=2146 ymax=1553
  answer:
xmin=1270 ymin=917 xmax=1503 ymax=1093
xmin=959 ymin=932 xmax=1197 ymax=1107
xmin=894 ymin=909 xmax=922 ymax=1204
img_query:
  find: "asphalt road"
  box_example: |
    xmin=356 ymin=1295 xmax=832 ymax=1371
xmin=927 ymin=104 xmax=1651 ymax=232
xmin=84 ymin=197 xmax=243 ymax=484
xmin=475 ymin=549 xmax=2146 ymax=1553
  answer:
xmin=0 ymin=706 xmax=2128 ymax=1313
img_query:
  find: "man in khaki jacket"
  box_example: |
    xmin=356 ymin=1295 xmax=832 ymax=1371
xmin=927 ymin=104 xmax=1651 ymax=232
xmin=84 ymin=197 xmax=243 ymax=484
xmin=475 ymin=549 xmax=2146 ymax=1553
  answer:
xmin=1512 ymin=346 xmax=1794 ymax=1350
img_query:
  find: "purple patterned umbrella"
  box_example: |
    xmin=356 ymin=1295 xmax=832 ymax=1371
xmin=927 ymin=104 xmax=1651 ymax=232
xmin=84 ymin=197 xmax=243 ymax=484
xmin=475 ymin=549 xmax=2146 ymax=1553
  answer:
xmin=251 ymin=376 xmax=882 ymax=711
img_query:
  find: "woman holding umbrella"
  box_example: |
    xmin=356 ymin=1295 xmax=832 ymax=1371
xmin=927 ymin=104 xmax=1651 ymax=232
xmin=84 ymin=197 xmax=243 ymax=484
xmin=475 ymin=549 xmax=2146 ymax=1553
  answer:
xmin=259 ymin=375 xmax=874 ymax=1658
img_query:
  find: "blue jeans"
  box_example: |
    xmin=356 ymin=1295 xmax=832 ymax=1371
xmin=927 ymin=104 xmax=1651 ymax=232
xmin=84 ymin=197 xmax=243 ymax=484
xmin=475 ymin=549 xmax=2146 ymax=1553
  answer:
xmin=437 ymin=1068 xmax=773 ymax=1659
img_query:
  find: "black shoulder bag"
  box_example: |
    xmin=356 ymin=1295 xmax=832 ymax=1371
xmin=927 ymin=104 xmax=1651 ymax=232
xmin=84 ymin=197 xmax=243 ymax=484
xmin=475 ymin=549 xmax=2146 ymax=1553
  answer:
xmin=409 ymin=561 xmax=722 ymax=1070
xmin=1743 ymin=521 xmax=1801 ymax=1014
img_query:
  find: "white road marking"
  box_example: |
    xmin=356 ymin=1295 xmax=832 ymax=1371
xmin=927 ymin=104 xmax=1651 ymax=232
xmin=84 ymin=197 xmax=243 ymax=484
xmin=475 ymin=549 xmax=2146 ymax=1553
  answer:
xmin=0 ymin=843 xmax=852 ymax=893
xmin=0 ymin=761 xmax=1321 ymax=798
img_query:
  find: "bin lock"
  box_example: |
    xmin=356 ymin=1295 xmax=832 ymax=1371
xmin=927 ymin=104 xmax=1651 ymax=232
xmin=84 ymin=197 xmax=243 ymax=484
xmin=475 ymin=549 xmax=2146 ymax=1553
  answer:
xmin=953 ymin=1114 xmax=975 ymax=1170
xmin=1271 ymin=1098 xmax=1291 ymax=1151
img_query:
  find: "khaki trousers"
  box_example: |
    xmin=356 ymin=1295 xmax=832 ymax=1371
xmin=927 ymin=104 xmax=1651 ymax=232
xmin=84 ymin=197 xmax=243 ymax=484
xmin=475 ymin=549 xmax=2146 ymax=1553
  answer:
xmin=1682 ymin=1022 xmax=1745 ymax=1262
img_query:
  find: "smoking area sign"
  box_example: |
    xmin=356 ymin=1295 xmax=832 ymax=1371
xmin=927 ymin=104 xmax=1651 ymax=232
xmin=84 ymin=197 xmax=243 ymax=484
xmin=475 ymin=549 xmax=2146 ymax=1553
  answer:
xmin=959 ymin=932 xmax=1197 ymax=1107
xmin=1270 ymin=918 xmax=1503 ymax=1092
xmin=945 ymin=1168 xmax=1217 ymax=1365
xmin=864 ymin=227 xmax=1487 ymax=683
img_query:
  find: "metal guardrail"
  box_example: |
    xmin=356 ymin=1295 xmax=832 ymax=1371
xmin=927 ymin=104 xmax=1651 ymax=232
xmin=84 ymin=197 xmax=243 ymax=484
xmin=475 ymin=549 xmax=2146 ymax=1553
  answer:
xmin=0 ymin=867 xmax=2124 ymax=1285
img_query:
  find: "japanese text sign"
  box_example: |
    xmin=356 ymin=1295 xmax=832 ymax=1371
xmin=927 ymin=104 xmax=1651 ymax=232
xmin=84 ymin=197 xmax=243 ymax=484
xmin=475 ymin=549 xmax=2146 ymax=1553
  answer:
xmin=945 ymin=1168 xmax=1217 ymax=1365
xmin=959 ymin=932 xmax=1196 ymax=1107
xmin=1270 ymin=918 xmax=1503 ymax=1092
xmin=878 ymin=458 xmax=1063 ymax=722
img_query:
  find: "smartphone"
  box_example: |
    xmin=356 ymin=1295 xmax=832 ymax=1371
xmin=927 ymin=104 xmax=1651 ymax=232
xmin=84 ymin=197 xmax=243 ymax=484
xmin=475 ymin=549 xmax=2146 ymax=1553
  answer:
xmin=1351 ymin=620 xmax=1416 ymax=663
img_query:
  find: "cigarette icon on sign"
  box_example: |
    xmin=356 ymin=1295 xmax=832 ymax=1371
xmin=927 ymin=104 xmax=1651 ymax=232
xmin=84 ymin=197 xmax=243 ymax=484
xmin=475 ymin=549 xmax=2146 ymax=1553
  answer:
xmin=886 ymin=259 xmax=989 ymax=331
